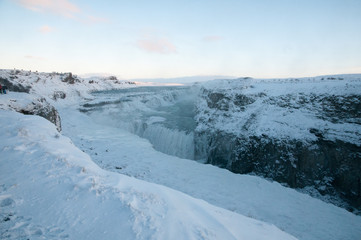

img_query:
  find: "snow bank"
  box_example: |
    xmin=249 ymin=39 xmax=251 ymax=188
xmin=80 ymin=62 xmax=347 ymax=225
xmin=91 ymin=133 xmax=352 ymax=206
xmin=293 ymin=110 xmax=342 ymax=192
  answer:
xmin=0 ymin=110 xmax=296 ymax=240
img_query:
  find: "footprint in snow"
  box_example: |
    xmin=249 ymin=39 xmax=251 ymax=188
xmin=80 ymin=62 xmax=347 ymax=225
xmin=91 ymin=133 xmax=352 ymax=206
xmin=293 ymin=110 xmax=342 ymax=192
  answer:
xmin=0 ymin=196 xmax=69 ymax=240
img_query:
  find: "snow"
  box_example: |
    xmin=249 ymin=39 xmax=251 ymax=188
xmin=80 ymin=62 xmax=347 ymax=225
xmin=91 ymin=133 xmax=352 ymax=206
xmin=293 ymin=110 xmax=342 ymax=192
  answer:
xmin=0 ymin=92 xmax=42 ymax=111
xmin=1 ymin=69 xmax=361 ymax=240
xmin=195 ymin=75 xmax=361 ymax=146
xmin=0 ymin=109 xmax=295 ymax=240
xmin=59 ymin=106 xmax=361 ymax=240
xmin=0 ymin=69 xmax=135 ymax=104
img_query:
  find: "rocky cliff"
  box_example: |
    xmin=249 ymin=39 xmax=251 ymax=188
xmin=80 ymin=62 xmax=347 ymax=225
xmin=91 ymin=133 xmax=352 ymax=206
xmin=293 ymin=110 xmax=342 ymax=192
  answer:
xmin=195 ymin=76 xmax=361 ymax=213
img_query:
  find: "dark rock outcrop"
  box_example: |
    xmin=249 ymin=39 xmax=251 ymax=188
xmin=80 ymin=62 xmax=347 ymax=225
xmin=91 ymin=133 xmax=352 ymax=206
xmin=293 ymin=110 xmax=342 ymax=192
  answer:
xmin=17 ymin=98 xmax=62 ymax=132
xmin=62 ymin=73 xmax=80 ymax=84
xmin=0 ymin=77 xmax=31 ymax=93
xmin=228 ymin=136 xmax=361 ymax=210
xmin=52 ymin=91 xmax=66 ymax=100
xmin=195 ymin=78 xmax=361 ymax=213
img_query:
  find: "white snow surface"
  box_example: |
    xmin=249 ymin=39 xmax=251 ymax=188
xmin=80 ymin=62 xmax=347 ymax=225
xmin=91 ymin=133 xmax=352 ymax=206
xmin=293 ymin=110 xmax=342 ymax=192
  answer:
xmin=0 ymin=110 xmax=295 ymax=240
xmin=1 ymin=69 xmax=361 ymax=240
xmin=0 ymin=69 xmax=135 ymax=103
xmin=0 ymin=91 xmax=45 ymax=111
xmin=196 ymin=75 xmax=361 ymax=145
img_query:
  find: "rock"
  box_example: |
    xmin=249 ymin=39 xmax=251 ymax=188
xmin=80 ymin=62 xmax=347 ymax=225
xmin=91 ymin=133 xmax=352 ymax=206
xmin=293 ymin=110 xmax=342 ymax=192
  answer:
xmin=61 ymin=72 xmax=79 ymax=84
xmin=18 ymin=97 xmax=62 ymax=132
xmin=0 ymin=77 xmax=31 ymax=93
xmin=52 ymin=91 xmax=66 ymax=100
xmin=195 ymin=78 xmax=361 ymax=212
xmin=206 ymin=91 xmax=230 ymax=110
xmin=108 ymin=76 xmax=117 ymax=80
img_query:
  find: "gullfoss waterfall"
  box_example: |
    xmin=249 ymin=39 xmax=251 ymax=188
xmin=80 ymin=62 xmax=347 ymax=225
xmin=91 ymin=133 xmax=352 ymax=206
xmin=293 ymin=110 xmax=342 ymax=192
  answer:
xmin=81 ymin=86 xmax=200 ymax=160
xmin=80 ymin=76 xmax=361 ymax=214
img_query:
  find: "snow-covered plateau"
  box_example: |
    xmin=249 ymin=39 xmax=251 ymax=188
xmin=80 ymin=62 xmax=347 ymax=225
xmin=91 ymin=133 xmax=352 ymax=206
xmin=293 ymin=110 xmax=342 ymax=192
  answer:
xmin=1 ymin=69 xmax=361 ymax=240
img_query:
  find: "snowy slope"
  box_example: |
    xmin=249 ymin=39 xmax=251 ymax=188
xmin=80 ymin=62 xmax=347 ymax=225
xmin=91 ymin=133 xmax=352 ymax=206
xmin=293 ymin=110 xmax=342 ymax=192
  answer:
xmin=0 ymin=69 xmax=135 ymax=104
xmin=59 ymin=106 xmax=361 ymax=240
xmin=196 ymin=75 xmax=361 ymax=144
xmin=0 ymin=110 xmax=295 ymax=240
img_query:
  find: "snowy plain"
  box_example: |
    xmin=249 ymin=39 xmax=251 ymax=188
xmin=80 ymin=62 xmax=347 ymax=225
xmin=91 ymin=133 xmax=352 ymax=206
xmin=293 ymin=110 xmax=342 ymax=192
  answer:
xmin=1 ymin=69 xmax=361 ymax=239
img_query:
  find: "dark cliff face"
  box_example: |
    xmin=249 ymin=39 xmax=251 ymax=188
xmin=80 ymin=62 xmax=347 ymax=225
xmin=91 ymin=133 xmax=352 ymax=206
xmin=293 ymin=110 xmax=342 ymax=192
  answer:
xmin=228 ymin=136 xmax=361 ymax=211
xmin=195 ymin=77 xmax=361 ymax=213
xmin=0 ymin=77 xmax=31 ymax=93
xmin=18 ymin=97 xmax=62 ymax=132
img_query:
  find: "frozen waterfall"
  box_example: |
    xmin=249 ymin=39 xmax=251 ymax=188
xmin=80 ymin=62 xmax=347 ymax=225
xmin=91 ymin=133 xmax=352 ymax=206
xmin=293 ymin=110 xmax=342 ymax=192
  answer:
xmin=82 ymin=86 xmax=199 ymax=160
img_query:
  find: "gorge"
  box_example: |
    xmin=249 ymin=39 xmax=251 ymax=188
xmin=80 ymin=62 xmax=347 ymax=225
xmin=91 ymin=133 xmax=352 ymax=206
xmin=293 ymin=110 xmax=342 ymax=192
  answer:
xmin=79 ymin=76 xmax=361 ymax=213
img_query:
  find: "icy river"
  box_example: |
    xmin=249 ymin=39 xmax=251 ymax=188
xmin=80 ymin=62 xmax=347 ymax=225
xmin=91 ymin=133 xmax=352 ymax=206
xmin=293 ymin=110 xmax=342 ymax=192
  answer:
xmin=81 ymin=86 xmax=199 ymax=160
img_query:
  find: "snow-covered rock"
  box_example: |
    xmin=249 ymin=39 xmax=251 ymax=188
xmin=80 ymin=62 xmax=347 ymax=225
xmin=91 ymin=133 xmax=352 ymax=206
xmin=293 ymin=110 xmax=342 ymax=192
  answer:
xmin=195 ymin=75 xmax=361 ymax=212
xmin=0 ymin=92 xmax=62 ymax=132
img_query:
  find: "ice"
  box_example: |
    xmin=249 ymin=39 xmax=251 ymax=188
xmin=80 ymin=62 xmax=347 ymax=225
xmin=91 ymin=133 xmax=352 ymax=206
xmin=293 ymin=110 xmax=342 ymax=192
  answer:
xmin=82 ymin=86 xmax=198 ymax=159
xmin=143 ymin=124 xmax=195 ymax=159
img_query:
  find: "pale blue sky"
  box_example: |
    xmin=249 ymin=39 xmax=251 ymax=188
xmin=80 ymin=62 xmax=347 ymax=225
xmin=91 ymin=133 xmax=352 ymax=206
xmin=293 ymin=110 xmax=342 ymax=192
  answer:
xmin=0 ymin=0 xmax=360 ymax=79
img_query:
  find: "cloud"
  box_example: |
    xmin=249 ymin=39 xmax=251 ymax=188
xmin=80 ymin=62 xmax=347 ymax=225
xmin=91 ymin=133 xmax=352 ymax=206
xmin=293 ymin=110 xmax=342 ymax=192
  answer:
xmin=39 ymin=25 xmax=54 ymax=33
xmin=14 ymin=0 xmax=108 ymax=25
xmin=15 ymin=0 xmax=80 ymax=18
xmin=203 ymin=35 xmax=223 ymax=42
xmin=137 ymin=38 xmax=177 ymax=54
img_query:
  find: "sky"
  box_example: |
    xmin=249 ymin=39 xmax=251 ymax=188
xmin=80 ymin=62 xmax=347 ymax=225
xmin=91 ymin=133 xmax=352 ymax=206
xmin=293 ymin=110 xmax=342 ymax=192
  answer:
xmin=0 ymin=0 xmax=361 ymax=80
